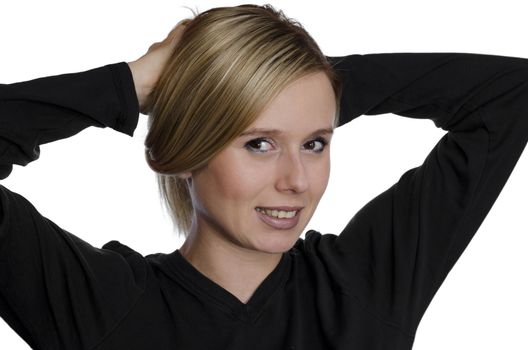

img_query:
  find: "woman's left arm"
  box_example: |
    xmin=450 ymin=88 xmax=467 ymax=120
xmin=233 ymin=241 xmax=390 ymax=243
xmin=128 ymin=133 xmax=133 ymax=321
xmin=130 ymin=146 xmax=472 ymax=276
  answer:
xmin=319 ymin=52 xmax=528 ymax=336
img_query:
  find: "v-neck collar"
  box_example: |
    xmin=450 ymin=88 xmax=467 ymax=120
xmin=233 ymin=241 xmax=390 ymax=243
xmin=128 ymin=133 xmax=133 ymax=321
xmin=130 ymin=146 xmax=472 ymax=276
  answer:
xmin=162 ymin=248 xmax=291 ymax=324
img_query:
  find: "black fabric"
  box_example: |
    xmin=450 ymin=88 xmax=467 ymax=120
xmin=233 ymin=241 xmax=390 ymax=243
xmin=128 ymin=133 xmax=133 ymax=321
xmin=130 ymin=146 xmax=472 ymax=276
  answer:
xmin=0 ymin=54 xmax=527 ymax=349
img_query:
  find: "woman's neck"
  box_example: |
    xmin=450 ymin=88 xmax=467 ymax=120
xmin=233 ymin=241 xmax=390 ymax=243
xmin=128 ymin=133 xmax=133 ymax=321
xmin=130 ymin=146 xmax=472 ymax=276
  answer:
xmin=179 ymin=227 xmax=283 ymax=304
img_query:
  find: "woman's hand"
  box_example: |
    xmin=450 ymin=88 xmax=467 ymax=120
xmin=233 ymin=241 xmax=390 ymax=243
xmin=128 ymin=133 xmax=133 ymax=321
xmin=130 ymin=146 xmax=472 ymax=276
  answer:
xmin=127 ymin=19 xmax=190 ymax=114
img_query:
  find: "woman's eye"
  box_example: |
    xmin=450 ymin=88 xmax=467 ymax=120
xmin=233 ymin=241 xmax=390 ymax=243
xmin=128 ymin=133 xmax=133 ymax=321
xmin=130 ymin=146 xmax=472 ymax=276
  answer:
xmin=304 ymin=138 xmax=328 ymax=153
xmin=244 ymin=138 xmax=273 ymax=153
xmin=244 ymin=137 xmax=328 ymax=153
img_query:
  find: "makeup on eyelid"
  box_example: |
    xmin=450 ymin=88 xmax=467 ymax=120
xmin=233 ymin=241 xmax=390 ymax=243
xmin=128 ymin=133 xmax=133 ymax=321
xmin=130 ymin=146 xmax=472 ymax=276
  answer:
xmin=243 ymin=137 xmax=329 ymax=153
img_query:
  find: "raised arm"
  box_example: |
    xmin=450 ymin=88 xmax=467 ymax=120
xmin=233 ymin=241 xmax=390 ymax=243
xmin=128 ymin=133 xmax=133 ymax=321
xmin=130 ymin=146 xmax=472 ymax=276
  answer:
xmin=0 ymin=22 xmax=188 ymax=349
xmin=318 ymin=52 xmax=528 ymax=336
xmin=0 ymin=63 xmax=138 ymax=180
xmin=0 ymin=62 xmax=144 ymax=349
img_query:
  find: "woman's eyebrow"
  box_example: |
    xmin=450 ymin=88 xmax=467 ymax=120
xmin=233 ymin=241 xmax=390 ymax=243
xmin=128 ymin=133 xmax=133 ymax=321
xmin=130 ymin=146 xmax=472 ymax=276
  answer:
xmin=239 ymin=127 xmax=334 ymax=138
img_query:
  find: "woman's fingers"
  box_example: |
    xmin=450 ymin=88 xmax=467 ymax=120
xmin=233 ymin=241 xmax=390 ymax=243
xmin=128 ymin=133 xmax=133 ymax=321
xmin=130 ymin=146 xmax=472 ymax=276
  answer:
xmin=147 ymin=20 xmax=189 ymax=55
xmin=128 ymin=19 xmax=191 ymax=114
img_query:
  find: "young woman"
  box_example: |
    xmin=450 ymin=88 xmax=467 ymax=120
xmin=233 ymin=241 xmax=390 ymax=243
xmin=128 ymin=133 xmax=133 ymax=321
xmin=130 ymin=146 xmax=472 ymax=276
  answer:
xmin=1 ymin=4 xmax=526 ymax=349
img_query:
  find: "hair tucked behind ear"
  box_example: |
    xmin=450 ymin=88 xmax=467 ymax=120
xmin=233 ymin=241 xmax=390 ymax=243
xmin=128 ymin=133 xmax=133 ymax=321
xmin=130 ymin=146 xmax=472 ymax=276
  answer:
xmin=145 ymin=4 xmax=342 ymax=238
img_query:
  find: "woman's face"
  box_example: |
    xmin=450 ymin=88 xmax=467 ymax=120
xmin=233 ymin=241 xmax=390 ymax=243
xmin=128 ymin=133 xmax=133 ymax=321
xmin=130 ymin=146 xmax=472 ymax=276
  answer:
xmin=186 ymin=71 xmax=337 ymax=254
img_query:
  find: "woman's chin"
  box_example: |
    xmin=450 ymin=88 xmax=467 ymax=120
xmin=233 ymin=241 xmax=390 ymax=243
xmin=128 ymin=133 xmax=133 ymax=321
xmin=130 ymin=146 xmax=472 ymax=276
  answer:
xmin=251 ymin=233 xmax=300 ymax=254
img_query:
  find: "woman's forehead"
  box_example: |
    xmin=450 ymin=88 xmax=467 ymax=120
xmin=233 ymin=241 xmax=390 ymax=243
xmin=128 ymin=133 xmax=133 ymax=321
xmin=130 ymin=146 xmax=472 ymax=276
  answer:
xmin=250 ymin=72 xmax=337 ymax=129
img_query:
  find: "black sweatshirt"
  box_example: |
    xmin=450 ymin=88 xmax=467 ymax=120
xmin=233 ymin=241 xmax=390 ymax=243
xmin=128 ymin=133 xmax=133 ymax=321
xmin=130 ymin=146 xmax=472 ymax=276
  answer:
xmin=0 ymin=53 xmax=527 ymax=350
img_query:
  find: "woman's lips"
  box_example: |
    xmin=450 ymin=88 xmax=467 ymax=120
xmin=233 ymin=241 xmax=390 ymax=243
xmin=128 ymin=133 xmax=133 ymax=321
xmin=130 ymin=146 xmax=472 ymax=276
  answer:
xmin=255 ymin=208 xmax=301 ymax=230
xmin=256 ymin=206 xmax=303 ymax=211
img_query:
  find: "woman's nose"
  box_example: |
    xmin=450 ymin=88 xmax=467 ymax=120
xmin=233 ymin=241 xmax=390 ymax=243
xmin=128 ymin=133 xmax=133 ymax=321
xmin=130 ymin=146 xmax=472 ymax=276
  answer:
xmin=275 ymin=151 xmax=309 ymax=193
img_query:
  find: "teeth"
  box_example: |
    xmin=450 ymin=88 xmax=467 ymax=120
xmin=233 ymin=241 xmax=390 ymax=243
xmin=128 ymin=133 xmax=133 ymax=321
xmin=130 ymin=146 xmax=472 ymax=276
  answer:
xmin=256 ymin=208 xmax=297 ymax=219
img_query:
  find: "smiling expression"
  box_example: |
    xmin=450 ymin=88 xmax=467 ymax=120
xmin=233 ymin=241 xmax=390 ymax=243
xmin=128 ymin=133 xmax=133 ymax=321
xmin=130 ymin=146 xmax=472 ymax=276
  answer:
xmin=183 ymin=70 xmax=337 ymax=254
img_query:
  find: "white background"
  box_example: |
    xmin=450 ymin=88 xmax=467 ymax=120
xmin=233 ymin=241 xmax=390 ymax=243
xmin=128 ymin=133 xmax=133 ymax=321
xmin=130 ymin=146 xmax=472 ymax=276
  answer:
xmin=1 ymin=0 xmax=527 ymax=348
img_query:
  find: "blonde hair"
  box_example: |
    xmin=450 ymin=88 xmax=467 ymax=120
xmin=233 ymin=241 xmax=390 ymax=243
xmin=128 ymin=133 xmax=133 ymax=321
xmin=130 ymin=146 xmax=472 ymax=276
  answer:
xmin=145 ymin=4 xmax=342 ymax=238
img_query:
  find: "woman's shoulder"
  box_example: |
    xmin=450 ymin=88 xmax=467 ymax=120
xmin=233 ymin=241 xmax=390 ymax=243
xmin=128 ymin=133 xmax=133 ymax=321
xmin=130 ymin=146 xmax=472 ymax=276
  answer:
xmin=101 ymin=240 xmax=148 ymax=289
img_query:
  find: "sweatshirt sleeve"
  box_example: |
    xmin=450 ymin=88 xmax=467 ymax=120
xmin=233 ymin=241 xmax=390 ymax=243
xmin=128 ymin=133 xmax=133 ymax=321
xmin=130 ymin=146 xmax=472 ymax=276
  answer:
xmin=317 ymin=53 xmax=528 ymax=336
xmin=0 ymin=63 xmax=145 ymax=349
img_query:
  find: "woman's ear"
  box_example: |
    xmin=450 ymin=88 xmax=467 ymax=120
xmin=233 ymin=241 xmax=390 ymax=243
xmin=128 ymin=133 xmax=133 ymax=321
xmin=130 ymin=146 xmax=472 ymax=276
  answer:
xmin=177 ymin=172 xmax=192 ymax=180
xmin=177 ymin=172 xmax=193 ymax=188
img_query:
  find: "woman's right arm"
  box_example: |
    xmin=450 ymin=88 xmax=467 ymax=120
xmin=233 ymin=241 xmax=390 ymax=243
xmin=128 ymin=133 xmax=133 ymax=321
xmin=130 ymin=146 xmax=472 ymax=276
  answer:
xmin=0 ymin=63 xmax=139 ymax=180
xmin=0 ymin=63 xmax=145 ymax=349
xmin=0 ymin=22 xmax=187 ymax=348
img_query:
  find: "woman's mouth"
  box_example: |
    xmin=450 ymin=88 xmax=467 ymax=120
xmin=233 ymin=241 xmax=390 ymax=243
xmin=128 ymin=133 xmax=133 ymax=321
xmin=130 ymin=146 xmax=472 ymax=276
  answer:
xmin=255 ymin=207 xmax=302 ymax=230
